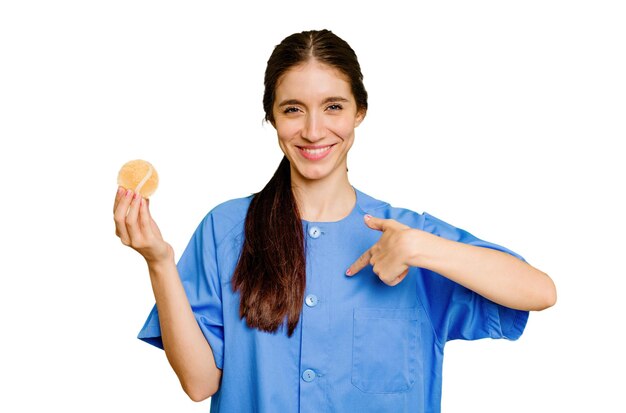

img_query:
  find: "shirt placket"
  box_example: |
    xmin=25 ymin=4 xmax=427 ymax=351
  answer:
xmin=299 ymin=222 xmax=330 ymax=413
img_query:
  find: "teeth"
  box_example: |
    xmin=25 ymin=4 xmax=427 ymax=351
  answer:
xmin=302 ymin=146 xmax=331 ymax=154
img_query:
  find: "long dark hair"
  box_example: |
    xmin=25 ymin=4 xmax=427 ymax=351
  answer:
xmin=232 ymin=30 xmax=368 ymax=337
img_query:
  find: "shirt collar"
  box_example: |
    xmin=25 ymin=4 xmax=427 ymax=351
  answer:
xmin=352 ymin=186 xmax=390 ymax=216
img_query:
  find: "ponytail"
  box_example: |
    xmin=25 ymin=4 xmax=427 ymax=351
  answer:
xmin=232 ymin=156 xmax=306 ymax=337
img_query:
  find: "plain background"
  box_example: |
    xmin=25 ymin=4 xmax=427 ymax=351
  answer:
xmin=1 ymin=1 xmax=624 ymax=411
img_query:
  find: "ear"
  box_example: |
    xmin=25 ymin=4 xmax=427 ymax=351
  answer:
xmin=354 ymin=109 xmax=366 ymax=128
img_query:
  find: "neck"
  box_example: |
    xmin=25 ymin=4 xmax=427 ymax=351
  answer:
xmin=290 ymin=168 xmax=355 ymax=223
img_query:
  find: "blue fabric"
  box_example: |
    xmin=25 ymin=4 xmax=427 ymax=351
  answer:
xmin=138 ymin=187 xmax=529 ymax=413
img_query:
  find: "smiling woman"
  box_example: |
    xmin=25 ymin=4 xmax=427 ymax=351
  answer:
xmin=273 ymin=61 xmax=364 ymax=183
xmin=113 ymin=29 xmax=556 ymax=412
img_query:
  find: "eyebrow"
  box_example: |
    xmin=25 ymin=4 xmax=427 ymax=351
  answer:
xmin=277 ymin=96 xmax=350 ymax=107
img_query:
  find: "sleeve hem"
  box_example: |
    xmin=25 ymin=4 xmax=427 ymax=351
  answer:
xmin=196 ymin=314 xmax=225 ymax=370
xmin=137 ymin=324 xmax=164 ymax=349
xmin=505 ymin=309 xmax=529 ymax=341
xmin=486 ymin=300 xmax=529 ymax=341
xmin=136 ymin=313 xmax=225 ymax=370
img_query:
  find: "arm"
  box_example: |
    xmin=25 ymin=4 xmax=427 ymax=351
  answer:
xmin=409 ymin=229 xmax=556 ymax=311
xmin=147 ymin=257 xmax=222 ymax=401
xmin=347 ymin=214 xmax=556 ymax=311
xmin=114 ymin=188 xmax=222 ymax=401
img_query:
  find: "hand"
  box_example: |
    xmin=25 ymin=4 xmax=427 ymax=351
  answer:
xmin=113 ymin=187 xmax=173 ymax=265
xmin=346 ymin=215 xmax=420 ymax=286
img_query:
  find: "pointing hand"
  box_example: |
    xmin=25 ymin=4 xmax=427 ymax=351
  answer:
xmin=346 ymin=215 xmax=421 ymax=286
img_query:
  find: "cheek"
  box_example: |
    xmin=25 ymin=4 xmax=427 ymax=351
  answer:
xmin=275 ymin=119 xmax=301 ymax=142
xmin=328 ymin=117 xmax=357 ymax=138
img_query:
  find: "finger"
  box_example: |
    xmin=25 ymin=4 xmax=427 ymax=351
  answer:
xmin=346 ymin=249 xmax=372 ymax=276
xmin=365 ymin=215 xmax=410 ymax=232
xmin=363 ymin=214 xmax=385 ymax=231
xmin=125 ymin=191 xmax=142 ymax=242
xmin=114 ymin=189 xmax=134 ymax=244
xmin=386 ymin=268 xmax=409 ymax=287
xmin=139 ymin=197 xmax=151 ymax=234
xmin=143 ymin=198 xmax=163 ymax=238
xmin=113 ymin=186 xmax=125 ymax=214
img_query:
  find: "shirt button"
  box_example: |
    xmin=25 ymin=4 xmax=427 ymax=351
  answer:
xmin=305 ymin=294 xmax=318 ymax=307
xmin=302 ymin=369 xmax=316 ymax=382
xmin=308 ymin=226 xmax=321 ymax=239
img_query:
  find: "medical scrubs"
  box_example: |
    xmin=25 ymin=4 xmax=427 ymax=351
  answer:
xmin=138 ymin=187 xmax=529 ymax=413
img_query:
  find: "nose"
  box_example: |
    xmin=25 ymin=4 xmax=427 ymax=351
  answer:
xmin=302 ymin=112 xmax=326 ymax=142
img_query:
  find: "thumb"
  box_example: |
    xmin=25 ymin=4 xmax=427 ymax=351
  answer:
xmin=364 ymin=214 xmax=385 ymax=231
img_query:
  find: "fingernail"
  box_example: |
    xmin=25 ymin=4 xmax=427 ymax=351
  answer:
xmin=117 ymin=187 xmax=124 ymax=196
xmin=345 ymin=268 xmax=352 ymax=276
xmin=364 ymin=214 xmax=371 ymax=220
xmin=125 ymin=189 xmax=132 ymax=197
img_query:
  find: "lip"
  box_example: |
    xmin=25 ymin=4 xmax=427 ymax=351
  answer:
xmin=296 ymin=144 xmax=336 ymax=160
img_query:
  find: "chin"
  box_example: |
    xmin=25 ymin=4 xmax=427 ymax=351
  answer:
xmin=300 ymin=170 xmax=328 ymax=181
xmin=295 ymin=165 xmax=332 ymax=181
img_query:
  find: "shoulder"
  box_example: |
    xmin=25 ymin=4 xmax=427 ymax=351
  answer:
xmin=354 ymin=187 xmax=468 ymax=237
xmin=198 ymin=194 xmax=253 ymax=244
xmin=359 ymin=190 xmax=522 ymax=257
xmin=208 ymin=194 xmax=253 ymax=223
xmin=354 ymin=187 xmax=426 ymax=229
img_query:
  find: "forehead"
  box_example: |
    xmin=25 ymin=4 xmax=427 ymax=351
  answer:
xmin=274 ymin=60 xmax=352 ymax=100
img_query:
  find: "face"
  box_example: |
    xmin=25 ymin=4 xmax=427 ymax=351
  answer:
xmin=272 ymin=60 xmax=365 ymax=184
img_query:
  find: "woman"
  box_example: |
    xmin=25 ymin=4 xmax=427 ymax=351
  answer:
xmin=114 ymin=29 xmax=556 ymax=412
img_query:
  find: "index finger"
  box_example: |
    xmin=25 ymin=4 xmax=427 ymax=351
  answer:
xmin=346 ymin=249 xmax=372 ymax=277
xmin=113 ymin=186 xmax=126 ymax=214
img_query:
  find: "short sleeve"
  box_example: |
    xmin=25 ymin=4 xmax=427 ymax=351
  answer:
xmin=137 ymin=212 xmax=225 ymax=369
xmin=418 ymin=212 xmax=529 ymax=345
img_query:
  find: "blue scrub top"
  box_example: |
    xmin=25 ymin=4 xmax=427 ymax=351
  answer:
xmin=138 ymin=187 xmax=529 ymax=413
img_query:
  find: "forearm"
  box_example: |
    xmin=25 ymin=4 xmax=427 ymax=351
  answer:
xmin=411 ymin=230 xmax=556 ymax=311
xmin=147 ymin=258 xmax=221 ymax=401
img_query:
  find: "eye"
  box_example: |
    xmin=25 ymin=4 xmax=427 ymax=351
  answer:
xmin=283 ymin=106 xmax=300 ymax=114
xmin=326 ymin=104 xmax=343 ymax=111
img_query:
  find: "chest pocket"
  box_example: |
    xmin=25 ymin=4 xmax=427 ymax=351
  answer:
xmin=351 ymin=307 xmax=422 ymax=393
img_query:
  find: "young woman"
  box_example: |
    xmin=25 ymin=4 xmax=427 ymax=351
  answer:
xmin=113 ymin=29 xmax=556 ymax=412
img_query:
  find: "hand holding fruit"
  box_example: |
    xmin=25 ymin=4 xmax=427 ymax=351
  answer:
xmin=113 ymin=160 xmax=173 ymax=265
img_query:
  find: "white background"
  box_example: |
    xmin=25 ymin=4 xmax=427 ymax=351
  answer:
xmin=1 ymin=1 xmax=624 ymax=411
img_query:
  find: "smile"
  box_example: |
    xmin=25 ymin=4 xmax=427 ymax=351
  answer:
xmin=297 ymin=144 xmax=335 ymax=160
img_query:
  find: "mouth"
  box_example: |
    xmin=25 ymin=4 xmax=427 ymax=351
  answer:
xmin=296 ymin=144 xmax=336 ymax=160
